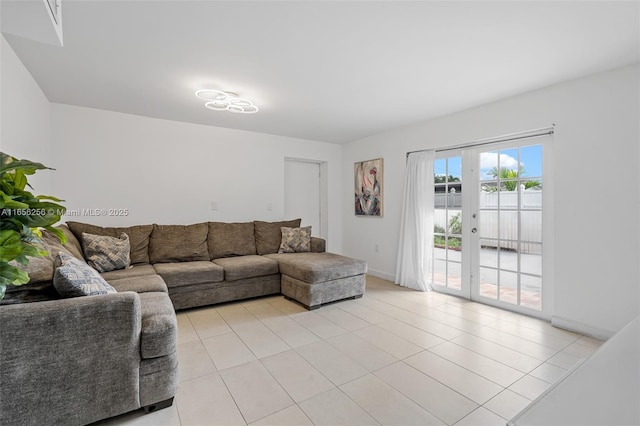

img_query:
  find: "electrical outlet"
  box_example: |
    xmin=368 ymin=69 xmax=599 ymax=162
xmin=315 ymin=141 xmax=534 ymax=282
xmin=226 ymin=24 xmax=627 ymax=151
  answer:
xmin=374 ymin=243 xmax=380 ymax=253
xmin=211 ymin=201 xmax=218 ymax=211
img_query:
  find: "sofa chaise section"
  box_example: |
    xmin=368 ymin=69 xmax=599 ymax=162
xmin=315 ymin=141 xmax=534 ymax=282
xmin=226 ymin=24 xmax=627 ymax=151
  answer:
xmin=266 ymin=252 xmax=368 ymax=309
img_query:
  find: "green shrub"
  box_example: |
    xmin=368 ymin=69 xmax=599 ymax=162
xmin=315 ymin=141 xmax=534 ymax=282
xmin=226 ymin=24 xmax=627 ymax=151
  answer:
xmin=0 ymin=152 xmax=65 ymax=299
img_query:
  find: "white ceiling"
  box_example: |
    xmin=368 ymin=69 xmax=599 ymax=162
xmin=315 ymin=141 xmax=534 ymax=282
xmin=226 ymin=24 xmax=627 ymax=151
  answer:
xmin=3 ymin=1 xmax=639 ymax=144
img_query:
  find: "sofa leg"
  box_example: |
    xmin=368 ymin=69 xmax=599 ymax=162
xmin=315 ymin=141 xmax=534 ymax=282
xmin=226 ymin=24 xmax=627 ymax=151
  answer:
xmin=143 ymin=397 xmax=174 ymax=414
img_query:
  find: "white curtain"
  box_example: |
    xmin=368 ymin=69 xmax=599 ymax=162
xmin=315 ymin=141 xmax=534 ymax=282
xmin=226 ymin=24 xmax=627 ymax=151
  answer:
xmin=395 ymin=150 xmax=435 ymax=291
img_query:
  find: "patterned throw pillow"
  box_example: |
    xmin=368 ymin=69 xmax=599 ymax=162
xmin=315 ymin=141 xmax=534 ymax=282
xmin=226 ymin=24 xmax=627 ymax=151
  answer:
xmin=278 ymin=226 xmax=312 ymax=253
xmin=53 ymin=252 xmax=117 ymax=297
xmin=82 ymin=232 xmax=131 ymax=273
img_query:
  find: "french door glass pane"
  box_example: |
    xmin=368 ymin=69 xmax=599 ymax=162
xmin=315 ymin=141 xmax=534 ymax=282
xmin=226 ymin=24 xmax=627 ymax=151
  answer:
xmin=500 ymin=271 xmax=518 ymax=304
xmin=477 ymin=143 xmax=543 ymax=310
xmin=499 ymin=246 xmax=518 ymax=272
xmin=520 ymin=145 xmax=543 ymax=178
xmin=500 ymin=211 xmax=519 ymax=239
xmin=521 ymin=211 xmax=542 ymax=242
xmin=433 ymin=259 xmax=447 ymax=286
xmin=433 ymin=154 xmax=463 ymax=291
xmin=448 ymin=260 xmax=462 ymax=290
xmin=479 ymin=241 xmax=497 ymax=268
xmin=522 ymin=244 xmax=542 ymax=276
xmin=479 ymin=267 xmax=497 ymax=298
xmin=521 ymin=275 xmax=542 ymax=310
xmin=479 ymin=211 xmax=498 ymax=239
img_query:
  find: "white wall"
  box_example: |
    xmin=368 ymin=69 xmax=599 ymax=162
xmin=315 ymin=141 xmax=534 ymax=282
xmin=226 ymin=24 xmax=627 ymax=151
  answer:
xmin=51 ymin=104 xmax=343 ymax=252
xmin=343 ymin=64 xmax=640 ymax=338
xmin=0 ymin=35 xmax=52 ymax=195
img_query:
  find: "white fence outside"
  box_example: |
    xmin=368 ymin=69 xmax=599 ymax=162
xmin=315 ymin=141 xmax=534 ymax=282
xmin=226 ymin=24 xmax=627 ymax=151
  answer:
xmin=435 ymin=189 xmax=542 ymax=253
xmin=435 ymin=189 xmax=542 ymax=209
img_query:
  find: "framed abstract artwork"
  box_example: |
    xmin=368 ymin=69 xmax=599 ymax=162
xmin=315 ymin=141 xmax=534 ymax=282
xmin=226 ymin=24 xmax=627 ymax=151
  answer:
xmin=354 ymin=158 xmax=383 ymax=217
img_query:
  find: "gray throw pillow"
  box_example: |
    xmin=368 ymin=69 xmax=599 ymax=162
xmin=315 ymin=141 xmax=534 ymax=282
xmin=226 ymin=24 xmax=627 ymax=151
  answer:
xmin=82 ymin=232 xmax=131 ymax=273
xmin=278 ymin=226 xmax=312 ymax=253
xmin=53 ymin=252 xmax=117 ymax=297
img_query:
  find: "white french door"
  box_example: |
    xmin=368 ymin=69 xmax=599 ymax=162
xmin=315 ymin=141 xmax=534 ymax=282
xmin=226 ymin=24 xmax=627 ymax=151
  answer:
xmin=431 ymin=133 xmax=553 ymax=318
xmin=432 ymin=151 xmax=464 ymax=294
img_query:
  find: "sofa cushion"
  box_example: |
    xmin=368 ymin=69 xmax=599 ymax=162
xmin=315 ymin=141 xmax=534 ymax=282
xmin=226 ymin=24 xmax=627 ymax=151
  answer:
xmin=44 ymin=224 xmax=85 ymax=260
xmin=107 ymin=274 xmax=168 ymax=294
xmin=149 ymin=223 xmax=209 ymax=263
xmin=13 ymin=225 xmax=86 ymax=286
xmin=0 ymin=284 xmax=59 ymax=305
xmin=265 ymin=252 xmax=368 ymax=284
xmin=310 ymin=237 xmax=326 ymax=253
xmin=138 ymin=292 xmax=177 ymax=359
xmin=213 ymin=255 xmax=279 ymax=282
xmin=101 ymin=264 xmax=157 ymax=282
xmin=278 ymin=226 xmax=311 ymax=253
xmin=7 ymin=256 xmax=54 ymax=288
xmin=153 ymin=261 xmax=223 ymax=287
xmin=53 ymin=252 xmax=118 ymax=297
xmin=207 ymin=221 xmax=257 ymax=259
xmin=254 ymin=219 xmax=301 ymax=255
xmin=82 ymin=232 xmax=131 ymax=273
xmin=67 ymin=222 xmax=153 ymax=265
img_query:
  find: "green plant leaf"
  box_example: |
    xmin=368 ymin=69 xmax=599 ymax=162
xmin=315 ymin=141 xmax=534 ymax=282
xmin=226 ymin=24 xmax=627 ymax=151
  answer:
xmin=0 ymin=194 xmax=30 ymax=210
xmin=0 ymin=261 xmax=30 ymax=286
xmin=14 ymin=242 xmax=48 ymax=265
xmin=0 ymin=217 xmax=24 ymax=232
xmin=0 ymin=152 xmax=65 ymax=300
xmin=0 ymin=153 xmax=52 ymax=176
xmin=0 ymin=179 xmax=15 ymax=196
xmin=45 ymin=225 xmax=67 ymax=245
xmin=13 ymin=169 xmax=28 ymax=190
xmin=0 ymin=230 xmax=24 ymax=262
xmin=37 ymin=194 xmax=65 ymax=202
xmin=4 ymin=201 xmax=64 ymax=228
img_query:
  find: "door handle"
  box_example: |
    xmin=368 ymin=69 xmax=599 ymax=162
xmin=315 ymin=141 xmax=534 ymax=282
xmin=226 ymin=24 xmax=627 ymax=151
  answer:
xmin=471 ymin=227 xmax=477 ymax=233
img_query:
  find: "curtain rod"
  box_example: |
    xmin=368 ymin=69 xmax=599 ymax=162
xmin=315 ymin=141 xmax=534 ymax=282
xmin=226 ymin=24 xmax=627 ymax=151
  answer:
xmin=406 ymin=125 xmax=555 ymax=158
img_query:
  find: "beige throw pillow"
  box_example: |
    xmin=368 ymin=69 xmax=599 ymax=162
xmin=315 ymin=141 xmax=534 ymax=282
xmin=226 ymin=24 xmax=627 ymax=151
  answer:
xmin=82 ymin=232 xmax=131 ymax=273
xmin=278 ymin=226 xmax=312 ymax=253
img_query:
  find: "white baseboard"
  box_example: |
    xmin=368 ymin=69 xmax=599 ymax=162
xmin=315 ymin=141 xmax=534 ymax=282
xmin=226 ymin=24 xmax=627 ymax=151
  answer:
xmin=366 ymin=269 xmax=395 ymax=282
xmin=551 ymin=316 xmax=615 ymax=340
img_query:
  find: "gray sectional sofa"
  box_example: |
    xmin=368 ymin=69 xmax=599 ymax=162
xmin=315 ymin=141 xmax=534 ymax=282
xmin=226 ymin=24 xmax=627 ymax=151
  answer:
xmin=0 ymin=218 xmax=367 ymax=425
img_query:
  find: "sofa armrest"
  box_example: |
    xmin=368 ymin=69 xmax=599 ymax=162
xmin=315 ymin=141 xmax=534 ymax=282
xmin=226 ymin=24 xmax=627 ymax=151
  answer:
xmin=0 ymin=292 xmax=143 ymax=426
xmin=310 ymin=237 xmax=326 ymax=253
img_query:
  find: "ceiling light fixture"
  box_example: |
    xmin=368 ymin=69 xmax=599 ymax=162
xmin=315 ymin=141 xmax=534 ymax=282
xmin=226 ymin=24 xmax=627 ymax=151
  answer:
xmin=195 ymin=89 xmax=258 ymax=114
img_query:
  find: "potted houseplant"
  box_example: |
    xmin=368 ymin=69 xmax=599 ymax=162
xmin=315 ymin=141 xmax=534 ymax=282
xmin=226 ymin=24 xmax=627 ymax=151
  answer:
xmin=0 ymin=152 xmax=66 ymax=299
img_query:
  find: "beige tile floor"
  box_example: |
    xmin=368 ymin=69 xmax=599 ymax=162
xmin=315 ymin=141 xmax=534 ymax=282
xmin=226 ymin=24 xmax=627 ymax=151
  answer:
xmin=96 ymin=275 xmax=602 ymax=426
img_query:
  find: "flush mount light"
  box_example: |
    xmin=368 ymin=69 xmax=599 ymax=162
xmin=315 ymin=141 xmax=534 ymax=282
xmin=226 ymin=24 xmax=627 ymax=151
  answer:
xmin=195 ymin=89 xmax=258 ymax=114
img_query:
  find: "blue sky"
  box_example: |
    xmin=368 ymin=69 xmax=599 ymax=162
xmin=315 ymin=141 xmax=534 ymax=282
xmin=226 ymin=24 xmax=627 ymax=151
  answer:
xmin=435 ymin=144 xmax=542 ymax=181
